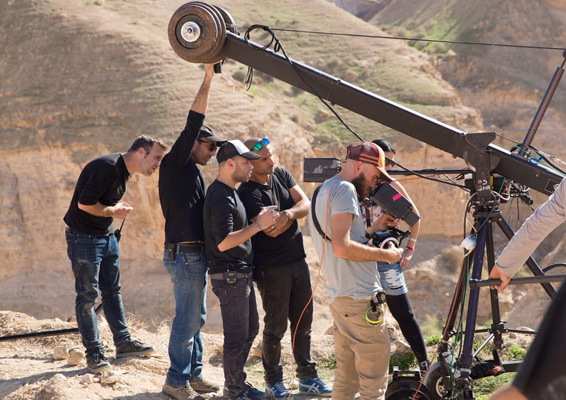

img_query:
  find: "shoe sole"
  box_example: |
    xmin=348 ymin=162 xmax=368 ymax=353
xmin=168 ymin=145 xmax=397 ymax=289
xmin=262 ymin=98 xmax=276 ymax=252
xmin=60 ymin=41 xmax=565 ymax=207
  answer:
xmin=115 ymin=348 xmax=156 ymax=358
xmin=88 ymin=364 xmax=111 ymax=374
xmin=298 ymin=391 xmax=331 ymax=397
xmin=190 ymin=386 xmax=220 ymax=394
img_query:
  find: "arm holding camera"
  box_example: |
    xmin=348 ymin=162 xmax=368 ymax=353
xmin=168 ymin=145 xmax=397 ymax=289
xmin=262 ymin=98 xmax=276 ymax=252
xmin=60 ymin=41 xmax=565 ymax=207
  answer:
xmin=391 ymin=180 xmax=420 ymax=268
xmin=332 ymin=212 xmax=403 ymax=264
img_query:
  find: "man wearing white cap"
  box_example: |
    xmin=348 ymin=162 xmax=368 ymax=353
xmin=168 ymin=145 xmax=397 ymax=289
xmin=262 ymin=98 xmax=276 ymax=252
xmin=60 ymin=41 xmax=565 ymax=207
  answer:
xmin=203 ymin=139 xmax=277 ymax=400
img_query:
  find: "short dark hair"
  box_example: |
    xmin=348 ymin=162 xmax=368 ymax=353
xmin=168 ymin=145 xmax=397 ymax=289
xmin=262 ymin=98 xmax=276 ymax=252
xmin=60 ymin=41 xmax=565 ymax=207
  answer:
xmin=372 ymin=139 xmax=395 ymax=155
xmin=128 ymin=135 xmax=168 ymax=153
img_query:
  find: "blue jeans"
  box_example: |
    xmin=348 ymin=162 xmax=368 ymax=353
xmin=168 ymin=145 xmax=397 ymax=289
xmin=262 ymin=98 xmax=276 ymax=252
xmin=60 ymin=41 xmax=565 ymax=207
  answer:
xmin=211 ymin=275 xmax=259 ymax=399
xmin=163 ymin=249 xmax=208 ymax=387
xmin=377 ymin=261 xmax=408 ymax=296
xmin=66 ymin=228 xmax=130 ymax=356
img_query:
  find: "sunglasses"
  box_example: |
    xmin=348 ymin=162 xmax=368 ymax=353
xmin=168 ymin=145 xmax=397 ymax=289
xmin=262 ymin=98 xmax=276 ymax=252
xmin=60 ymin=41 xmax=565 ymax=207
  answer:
xmin=385 ymin=158 xmax=395 ymax=167
xmin=197 ymin=139 xmax=217 ymax=151
xmin=252 ymin=137 xmax=270 ymax=151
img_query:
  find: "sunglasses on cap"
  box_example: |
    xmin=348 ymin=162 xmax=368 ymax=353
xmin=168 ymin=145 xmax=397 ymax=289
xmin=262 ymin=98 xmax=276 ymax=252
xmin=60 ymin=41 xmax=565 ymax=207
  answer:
xmin=252 ymin=137 xmax=270 ymax=151
xmin=197 ymin=139 xmax=217 ymax=151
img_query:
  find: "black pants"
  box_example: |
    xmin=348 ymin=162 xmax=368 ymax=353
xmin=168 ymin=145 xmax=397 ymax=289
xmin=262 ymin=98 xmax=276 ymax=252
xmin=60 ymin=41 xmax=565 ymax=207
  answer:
xmin=386 ymin=293 xmax=428 ymax=364
xmin=211 ymin=275 xmax=259 ymax=399
xmin=256 ymin=259 xmax=317 ymax=384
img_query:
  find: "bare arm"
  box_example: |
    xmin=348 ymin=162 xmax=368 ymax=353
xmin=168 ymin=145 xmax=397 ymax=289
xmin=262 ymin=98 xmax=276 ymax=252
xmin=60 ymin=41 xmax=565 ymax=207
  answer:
xmin=391 ymin=180 xmax=420 ymax=267
xmin=78 ymin=201 xmax=132 ymax=219
xmin=331 ymin=212 xmax=403 ymax=264
xmin=191 ymin=64 xmax=214 ymax=114
xmin=265 ymin=184 xmax=310 ymax=237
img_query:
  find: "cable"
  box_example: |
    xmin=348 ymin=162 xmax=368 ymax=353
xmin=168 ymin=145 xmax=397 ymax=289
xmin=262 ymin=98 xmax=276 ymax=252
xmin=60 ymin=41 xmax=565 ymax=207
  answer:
xmin=271 ymin=27 xmax=566 ymax=52
xmin=243 ymin=25 xmax=363 ymax=141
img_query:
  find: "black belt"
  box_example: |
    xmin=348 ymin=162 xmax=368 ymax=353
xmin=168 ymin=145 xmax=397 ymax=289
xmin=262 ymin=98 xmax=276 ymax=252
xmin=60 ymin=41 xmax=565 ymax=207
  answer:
xmin=165 ymin=242 xmax=204 ymax=254
xmin=65 ymin=226 xmax=114 ymax=238
xmin=209 ymin=271 xmax=251 ymax=280
xmin=175 ymin=243 xmax=204 ymax=254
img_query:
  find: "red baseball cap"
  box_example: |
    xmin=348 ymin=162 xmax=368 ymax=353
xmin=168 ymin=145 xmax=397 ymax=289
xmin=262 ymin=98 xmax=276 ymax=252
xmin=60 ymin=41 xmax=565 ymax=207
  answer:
xmin=346 ymin=141 xmax=393 ymax=182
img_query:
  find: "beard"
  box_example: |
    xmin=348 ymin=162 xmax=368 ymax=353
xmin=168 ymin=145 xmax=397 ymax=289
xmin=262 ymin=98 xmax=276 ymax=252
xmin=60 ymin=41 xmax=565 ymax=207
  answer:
xmin=232 ymin=164 xmax=251 ymax=183
xmin=351 ymin=172 xmax=370 ymax=198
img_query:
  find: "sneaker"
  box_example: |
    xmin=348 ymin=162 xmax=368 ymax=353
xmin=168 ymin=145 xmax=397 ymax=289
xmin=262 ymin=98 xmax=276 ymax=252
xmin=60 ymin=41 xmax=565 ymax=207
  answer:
xmin=115 ymin=339 xmax=155 ymax=358
xmin=245 ymin=382 xmax=265 ymax=400
xmin=266 ymin=382 xmax=292 ymax=399
xmin=298 ymin=377 xmax=332 ymax=397
xmin=163 ymin=383 xmax=200 ymax=400
xmin=190 ymin=377 xmax=220 ymax=393
xmin=86 ymin=353 xmax=111 ymax=374
xmin=223 ymin=382 xmax=264 ymax=400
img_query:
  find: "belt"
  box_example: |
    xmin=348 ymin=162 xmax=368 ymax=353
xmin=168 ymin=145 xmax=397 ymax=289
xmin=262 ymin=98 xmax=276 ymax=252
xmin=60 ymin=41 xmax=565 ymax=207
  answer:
xmin=174 ymin=243 xmax=204 ymax=254
xmin=209 ymin=271 xmax=251 ymax=280
xmin=65 ymin=226 xmax=114 ymax=238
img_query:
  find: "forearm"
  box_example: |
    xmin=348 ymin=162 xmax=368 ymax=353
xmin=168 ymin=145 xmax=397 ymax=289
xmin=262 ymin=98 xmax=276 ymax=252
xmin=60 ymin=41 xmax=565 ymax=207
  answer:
xmin=285 ymin=198 xmax=310 ymax=220
xmin=333 ymin=238 xmax=394 ymax=263
xmin=217 ymin=222 xmax=261 ymax=252
xmin=78 ymin=202 xmax=114 ymax=217
xmin=191 ymin=70 xmax=213 ymax=114
xmin=496 ymin=187 xmax=566 ymax=276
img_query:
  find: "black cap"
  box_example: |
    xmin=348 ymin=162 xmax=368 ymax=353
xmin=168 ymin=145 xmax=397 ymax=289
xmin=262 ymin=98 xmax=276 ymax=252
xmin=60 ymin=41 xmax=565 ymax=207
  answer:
xmin=198 ymin=125 xmax=226 ymax=143
xmin=217 ymin=140 xmax=261 ymax=163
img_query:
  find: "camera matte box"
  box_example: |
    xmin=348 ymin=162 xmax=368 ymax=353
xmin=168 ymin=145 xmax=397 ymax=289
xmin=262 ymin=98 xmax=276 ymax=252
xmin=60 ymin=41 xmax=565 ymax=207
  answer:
xmin=370 ymin=182 xmax=420 ymax=227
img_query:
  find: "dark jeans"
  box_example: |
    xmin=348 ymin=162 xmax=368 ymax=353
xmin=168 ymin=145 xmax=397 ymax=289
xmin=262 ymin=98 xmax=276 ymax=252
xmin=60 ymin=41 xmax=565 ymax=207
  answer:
xmin=65 ymin=228 xmax=130 ymax=356
xmin=211 ymin=274 xmax=259 ymax=399
xmin=256 ymin=259 xmax=317 ymax=384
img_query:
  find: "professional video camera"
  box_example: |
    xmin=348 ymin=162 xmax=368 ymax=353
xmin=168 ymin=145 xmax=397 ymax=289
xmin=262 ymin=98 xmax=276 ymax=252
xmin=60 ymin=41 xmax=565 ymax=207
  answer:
xmin=368 ymin=182 xmax=420 ymax=227
xmin=371 ymin=228 xmax=410 ymax=249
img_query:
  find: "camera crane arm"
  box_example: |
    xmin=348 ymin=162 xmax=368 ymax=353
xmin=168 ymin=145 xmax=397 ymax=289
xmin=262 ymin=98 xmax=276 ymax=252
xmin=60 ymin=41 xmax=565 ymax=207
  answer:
xmin=168 ymin=2 xmax=564 ymax=194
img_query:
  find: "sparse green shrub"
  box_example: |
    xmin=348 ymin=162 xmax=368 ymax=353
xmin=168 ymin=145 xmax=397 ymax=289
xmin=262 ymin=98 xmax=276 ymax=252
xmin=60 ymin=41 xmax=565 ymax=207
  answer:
xmin=389 ymin=352 xmax=416 ymax=372
xmin=507 ymin=344 xmax=527 ymax=360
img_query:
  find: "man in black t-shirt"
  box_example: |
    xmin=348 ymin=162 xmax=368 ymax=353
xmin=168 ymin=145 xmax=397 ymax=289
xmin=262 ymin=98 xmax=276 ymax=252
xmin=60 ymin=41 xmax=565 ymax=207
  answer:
xmin=158 ymin=64 xmax=226 ymax=400
xmin=238 ymin=137 xmax=331 ymax=399
xmin=203 ymin=139 xmax=276 ymax=400
xmin=64 ymin=135 xmax=167 ymax=374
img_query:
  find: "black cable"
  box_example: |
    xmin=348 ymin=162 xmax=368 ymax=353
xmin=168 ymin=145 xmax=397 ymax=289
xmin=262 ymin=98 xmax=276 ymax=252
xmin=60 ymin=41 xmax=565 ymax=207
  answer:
xmin=243 ymin=25 xmax=364 ymax=140
xmin=270 ymin=27 xmax=566 ymax=52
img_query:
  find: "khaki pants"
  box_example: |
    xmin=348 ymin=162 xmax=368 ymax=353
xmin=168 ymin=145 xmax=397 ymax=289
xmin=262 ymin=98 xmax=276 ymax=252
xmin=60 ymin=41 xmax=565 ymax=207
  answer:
xmin=329 ymin=296 xmax=390 ymax=400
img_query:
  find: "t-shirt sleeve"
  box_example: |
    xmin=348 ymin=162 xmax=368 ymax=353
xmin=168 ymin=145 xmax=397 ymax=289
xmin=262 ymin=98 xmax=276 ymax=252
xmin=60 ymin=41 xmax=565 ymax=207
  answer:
xmin=78 ymin=163 xmax=115 ymax=206
xmin=209 ymin=194 xmax=236 ymax=245
xmin=275 ymin=168 xmax=297 ymax=190
xmin=330 ymin=181 xmax=360 ymax=217
xmin=238 ymin=188 xmax=263 ymax=221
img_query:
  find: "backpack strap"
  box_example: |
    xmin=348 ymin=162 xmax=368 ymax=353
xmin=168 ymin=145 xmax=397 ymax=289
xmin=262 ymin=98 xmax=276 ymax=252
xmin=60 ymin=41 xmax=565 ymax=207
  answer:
xmin=311 ymin=185 xmax=331 ymax=242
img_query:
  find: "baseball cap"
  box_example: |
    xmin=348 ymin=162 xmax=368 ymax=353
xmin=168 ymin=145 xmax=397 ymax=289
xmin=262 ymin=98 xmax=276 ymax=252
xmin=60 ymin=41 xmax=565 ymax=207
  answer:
xmin=346 ymin=141 xmax=393 ymax=182
xmin=217 ymin=140 xmax=261 ymax=163
xmin=198 ymin=125 xmax=226 ymax=143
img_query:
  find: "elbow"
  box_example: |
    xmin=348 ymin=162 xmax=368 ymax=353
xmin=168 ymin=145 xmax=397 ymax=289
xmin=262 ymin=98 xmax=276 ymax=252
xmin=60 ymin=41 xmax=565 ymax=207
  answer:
xmin=217 ymin=242 xmax=228 ymax=252
xmin=332 ymin=242 xmax=348 ymax=259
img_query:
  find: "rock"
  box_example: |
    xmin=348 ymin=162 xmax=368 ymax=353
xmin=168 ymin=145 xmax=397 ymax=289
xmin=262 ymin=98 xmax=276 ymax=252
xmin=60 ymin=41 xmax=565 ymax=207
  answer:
xmin=53 ymin=346 xmax=69 ymax=360
xmin=67 ymin=348 xmax=85 ymax=366
xmin=100 ymin=370 xmax=122 ymax=385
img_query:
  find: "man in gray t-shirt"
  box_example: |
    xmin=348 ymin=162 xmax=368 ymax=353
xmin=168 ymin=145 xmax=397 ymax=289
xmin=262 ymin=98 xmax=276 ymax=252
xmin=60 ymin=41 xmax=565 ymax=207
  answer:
xmin=308 ymin=141 xmax=403 ymax=400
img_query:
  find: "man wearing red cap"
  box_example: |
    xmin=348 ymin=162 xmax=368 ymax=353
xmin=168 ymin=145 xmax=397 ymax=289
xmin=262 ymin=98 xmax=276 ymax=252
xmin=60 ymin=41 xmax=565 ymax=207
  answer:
xmin=308 ymin=141 xmax=403 ymax=400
